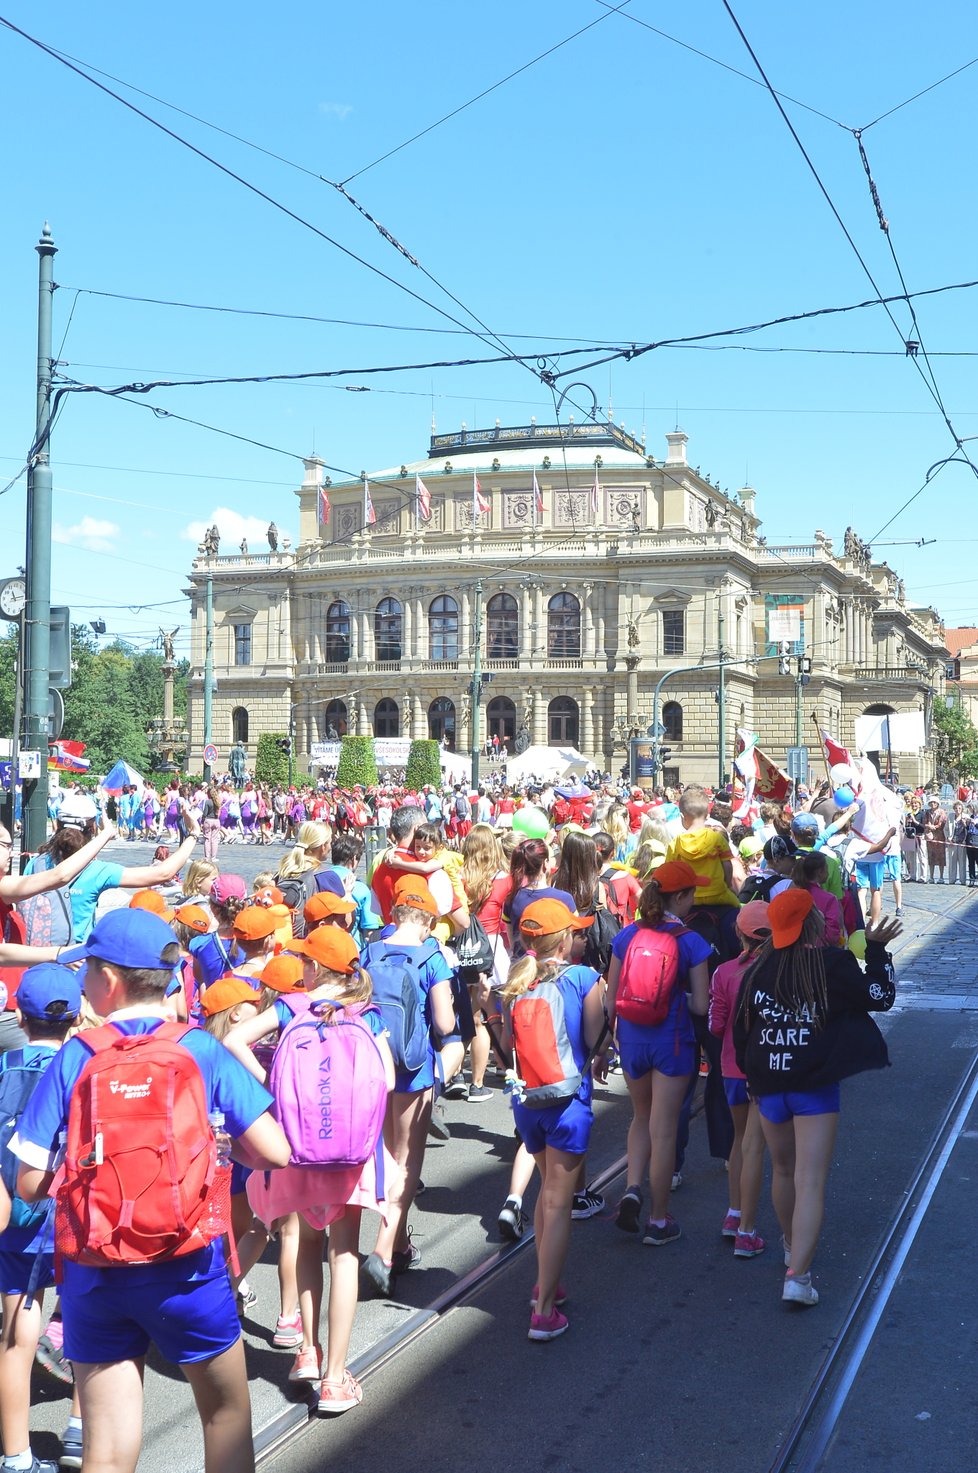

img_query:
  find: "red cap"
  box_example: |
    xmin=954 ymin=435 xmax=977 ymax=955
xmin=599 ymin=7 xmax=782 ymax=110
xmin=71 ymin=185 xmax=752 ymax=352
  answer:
xmin=651 ymin=861 xmax=710 ymax=895
xmin=769 ymin=889 xmax=815 ymax=949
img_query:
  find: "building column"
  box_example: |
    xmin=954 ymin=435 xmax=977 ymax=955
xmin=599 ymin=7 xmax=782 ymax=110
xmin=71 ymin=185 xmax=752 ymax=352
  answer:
xmin=359 ymin=699 xmax=368 ymax=736
xmin=533 ymin=586 xmax=545 ymax=662
xmin=581 ymin=686 xmax=594 ymax=753
xmin=582 ymin=580 xmax=595 ymax=659
xmin=533 ymin=687 xmax=547 ymax=745
xmin=413 ymin=693 xmax=425 ymax=739
xmin=460 ymin=587 xmax=471 ymax=661
xmin=413 ymin=593 xmax=424 ymax=660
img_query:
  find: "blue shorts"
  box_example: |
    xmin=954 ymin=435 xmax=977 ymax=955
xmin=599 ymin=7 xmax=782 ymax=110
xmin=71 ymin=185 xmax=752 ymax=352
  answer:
xmin=757 ymin=1084 xmax=841 ymax=1124
xmin=617 ymin=1014 xmax=695 ymax=1080
xmin=854 ymin=859 xmax=885 ymax=891
xmin=62 ymin=1265 xmax=240 ymax=1366
xmin=512 ymin=1095 xmax=593 ymax=1157
xmin=0 ymin=1250 xmax=55 ymax=1295
xmin=723 ymin=1077 xmax=749 ymax=1108
xmin=230 ymin=1160 xmax=251 ymax=1197
xmin=882 ymin=855 xmax=901 ymax=881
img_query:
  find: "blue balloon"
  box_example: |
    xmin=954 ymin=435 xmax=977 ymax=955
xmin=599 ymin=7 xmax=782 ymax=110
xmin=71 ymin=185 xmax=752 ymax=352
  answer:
xmin=833 ymin=786 xmax=855 ymax=807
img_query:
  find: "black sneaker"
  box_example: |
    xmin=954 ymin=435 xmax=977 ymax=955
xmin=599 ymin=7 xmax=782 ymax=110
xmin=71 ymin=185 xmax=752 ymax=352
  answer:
xmin=643 ymin=1215 xmax=681 ymax=1247
xmin=391 ymin=1241 xmax=422 ymax=1274
xmin=443 ymin=1073 xmax=468 ymax=1100
xmin=467 ymin=1084 xmax=493 ymax=1103
xmin=571 ymin=1190 xmax=605 ymax=1220
xmin=615 ymin=1187 xmax=643 ymax=1234
xmin=498 ymin=1197 xmax=527 ymax=1241
xmin=427 ymin=1103 xmax=451 ymax=1141
xmin=362 ymin=1252 xmax=392 ymax=1296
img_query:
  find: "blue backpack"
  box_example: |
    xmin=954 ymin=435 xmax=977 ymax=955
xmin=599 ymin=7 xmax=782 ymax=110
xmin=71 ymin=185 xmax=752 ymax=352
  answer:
xmin=360 ymin=939 xmax=438 ymax=1074
xmin=0 ymin=1051 xmax=54 ymax=1233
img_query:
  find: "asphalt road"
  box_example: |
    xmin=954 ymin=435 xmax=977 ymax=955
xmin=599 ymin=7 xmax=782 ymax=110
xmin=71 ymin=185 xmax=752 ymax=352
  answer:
xmin=21 ymin=847 xmax=978 ymax=1471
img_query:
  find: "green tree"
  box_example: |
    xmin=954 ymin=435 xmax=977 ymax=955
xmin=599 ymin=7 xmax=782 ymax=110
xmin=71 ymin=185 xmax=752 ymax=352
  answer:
xmin=337 ymin=736 xmax=378 ymax=787
xmin=255 ymin=732 xmax=289 ymax=785
xmin=0 ymin=624 xmax=16 ymax=737
xmin=405 ymin=739 xmax=441 ymax=791
xmin=932 ymin=698 xmax=978 ymax=780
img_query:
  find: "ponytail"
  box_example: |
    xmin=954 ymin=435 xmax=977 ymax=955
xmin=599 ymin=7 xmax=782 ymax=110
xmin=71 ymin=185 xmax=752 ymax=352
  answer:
xmin=502 ymin=927 xmax=569 ymax=1004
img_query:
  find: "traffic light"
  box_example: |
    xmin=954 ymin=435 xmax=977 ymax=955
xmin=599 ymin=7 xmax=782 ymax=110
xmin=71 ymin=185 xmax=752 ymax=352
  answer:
xmin=797 ymin=655 xmax=812 ymax=674
xmin=658 ymin=745 xmax=672 ymax=767
xmin=278 ymin=736 xmax=292 ymax=755
xmin=778 ymin=639 xmax=792 ymax=676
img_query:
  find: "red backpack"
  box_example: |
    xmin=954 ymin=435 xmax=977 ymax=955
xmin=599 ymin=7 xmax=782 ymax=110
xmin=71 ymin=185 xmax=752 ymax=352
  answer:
xmin=616 ymin=924 xmax=689 ymax=1027
xmin=54 ymin=1022 xmax=226 ymax=1267
xmin=510 ymin=972 xmax=583 ymax=1109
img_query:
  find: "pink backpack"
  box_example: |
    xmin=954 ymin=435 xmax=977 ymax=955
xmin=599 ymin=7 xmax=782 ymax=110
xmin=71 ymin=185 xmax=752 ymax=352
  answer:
xmin=268 ymin=1000 xmax=388 ymax=1172
xmin=616 ymin=924 xmax=688 ymax=1027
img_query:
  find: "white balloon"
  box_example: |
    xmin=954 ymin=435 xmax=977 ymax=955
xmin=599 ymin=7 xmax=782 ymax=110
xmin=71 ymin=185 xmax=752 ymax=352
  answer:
xmin=829 ymin=763 xmax=854 ymax=787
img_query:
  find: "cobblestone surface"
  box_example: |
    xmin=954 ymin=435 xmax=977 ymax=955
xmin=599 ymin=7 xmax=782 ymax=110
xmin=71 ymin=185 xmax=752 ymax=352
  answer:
xmin=889 ymin=882 xmax=978 ymax=1010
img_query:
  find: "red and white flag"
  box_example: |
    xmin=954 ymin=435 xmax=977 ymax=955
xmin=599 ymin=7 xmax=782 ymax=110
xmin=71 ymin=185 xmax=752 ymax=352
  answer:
xmin=532 ymin=468 xmax=543 ymax=524
xmin=363 ymin=478 xmax=376 ymax=526
xmin=590 ymin=466 xmax=600 ymax=519
xmin=416 ymin=474 xmax=432 ymax=523
xmin=473 ymin=472 xmax=490 ymax=518
xmin=319 ymin=484 xmax=331 ymax=525
xmin=820 ymin=727 xmax=852 ymax=769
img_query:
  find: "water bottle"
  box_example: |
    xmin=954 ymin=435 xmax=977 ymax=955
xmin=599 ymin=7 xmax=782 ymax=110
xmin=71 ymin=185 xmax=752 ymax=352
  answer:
xmin=203 ymin=1111 xmax=233 ymax=1238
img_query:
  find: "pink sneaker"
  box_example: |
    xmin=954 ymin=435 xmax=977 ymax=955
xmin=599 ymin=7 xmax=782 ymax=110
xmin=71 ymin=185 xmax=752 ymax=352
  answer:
xmin=273 ymin=1310 xmax=303 ymax=1349
xmin=528 ymin=1307 xmax=569 ymax=1341
xmin=288 ymin=1345 xmax=322 ymax=1382
xmin=529 ymin=1284 xmax=568 ymax=1306
xmin=721 ymin=1212 xmax=741 ymax=1239
xmin=318 ymin=1370 xmax=363 ymax=1415
xmin=733 ymin=1229 xmax=766 ymax=1258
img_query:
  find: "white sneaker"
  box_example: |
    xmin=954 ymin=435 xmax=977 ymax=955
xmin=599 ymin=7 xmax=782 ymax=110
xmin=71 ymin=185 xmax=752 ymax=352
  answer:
xmin=783 ymin=1272 xmax=818 ymax=1306
xmin=671 ymin=1172 xmax=683 ymax=1191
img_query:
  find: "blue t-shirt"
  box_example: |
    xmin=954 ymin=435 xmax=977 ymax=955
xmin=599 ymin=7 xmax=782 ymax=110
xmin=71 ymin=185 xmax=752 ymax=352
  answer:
xmin=13 ymin=1017 xmax=273 ymax=1289
xmin=510 ymin=963 xmax=600 ymax=1106
xmin=0 ymin=1045 xmax=58 ymax=1257
xmin=189 ymin=931 xmax=244 ymax=987
xmin=327 ymin=866 xmax=382 ymax=946
xmin=66 ymin=861 xmax=125 ymax=942
xmin=612 ymin=919 xmax=712 ymax=1038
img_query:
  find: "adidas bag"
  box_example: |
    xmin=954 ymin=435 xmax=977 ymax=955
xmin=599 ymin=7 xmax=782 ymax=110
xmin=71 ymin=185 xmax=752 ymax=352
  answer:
xmin=616 ymin=924 xmax=687 ymax=1027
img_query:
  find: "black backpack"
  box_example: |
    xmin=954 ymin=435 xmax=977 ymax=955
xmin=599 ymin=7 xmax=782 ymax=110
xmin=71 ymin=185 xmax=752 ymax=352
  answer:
xmin=580 ymin=881 xmax=621 ymax=976
xmin=278 ymin=870 xmax=319 ymax=938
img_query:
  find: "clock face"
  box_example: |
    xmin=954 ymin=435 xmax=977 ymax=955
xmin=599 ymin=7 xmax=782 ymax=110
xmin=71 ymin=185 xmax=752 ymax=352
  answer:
xmin=0 ymin=579 xmax=25 ymax=618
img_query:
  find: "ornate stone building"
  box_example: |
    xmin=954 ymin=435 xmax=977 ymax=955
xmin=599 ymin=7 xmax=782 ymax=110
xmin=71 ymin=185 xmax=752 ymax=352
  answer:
xmin=184 ymin=421 xmax=947 ymax=785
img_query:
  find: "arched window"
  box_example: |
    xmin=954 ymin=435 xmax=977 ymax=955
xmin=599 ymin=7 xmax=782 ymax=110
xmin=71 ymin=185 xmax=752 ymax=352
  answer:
xmin=487 ymin=593 xmax=519 ymax=660
xmin=322 ymin=699 xmax=347 ymax=739
xmin=548 ymin=697 xmax=579 ymax=746
xmin=486 ymin=696 xmax=516 ymax=751
xmin=374 ymin=597 xmax=402 ymax=662
xmin=374 ymin=698 xmax=399 ymax=738
xmin=231 ymin=707 xmax=249 ymax=744
xmin=429 ymin=697 xmax=456 ymax=748
xmin=547 ymin=592 xmax=581 ymax=658
xmin=325 ymin=600 xmax=351 ymax=663
xmin=429 ymin=595 xmax=459 ymax=661
xmin=662 ymin=701 xmax=683 ymax=742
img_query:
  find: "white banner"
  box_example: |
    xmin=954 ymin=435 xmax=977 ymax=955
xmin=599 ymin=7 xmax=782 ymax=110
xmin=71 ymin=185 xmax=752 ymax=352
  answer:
xmin=854 ymin=711 xmax=925 ymax=754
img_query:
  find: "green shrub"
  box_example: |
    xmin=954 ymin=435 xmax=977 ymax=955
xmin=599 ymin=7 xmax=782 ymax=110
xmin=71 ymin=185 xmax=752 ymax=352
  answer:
xmin=256 ymin=732 xmax=289 ymax=785
xmin=337 ymin=735 xmax=378 ymax=787
xmin=405 ymin=739 xmax=441 ymax=791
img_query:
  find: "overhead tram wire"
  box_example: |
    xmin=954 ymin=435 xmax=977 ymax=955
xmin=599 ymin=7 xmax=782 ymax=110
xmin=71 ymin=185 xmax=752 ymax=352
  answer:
xmin=0 ymin=16 xmax=536 ymax=369
xmin=719 ymin=0 xmax=978 ymax=494
xmin=858 ymin=55 xmax=978 ymax=132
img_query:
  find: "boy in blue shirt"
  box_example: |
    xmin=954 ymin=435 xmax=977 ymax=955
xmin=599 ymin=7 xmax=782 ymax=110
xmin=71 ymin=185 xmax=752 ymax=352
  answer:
xmin=0 ymin=963 xmax=82 ymax=1473
xmin=13 ymin=911 xmax=290 ymax=1473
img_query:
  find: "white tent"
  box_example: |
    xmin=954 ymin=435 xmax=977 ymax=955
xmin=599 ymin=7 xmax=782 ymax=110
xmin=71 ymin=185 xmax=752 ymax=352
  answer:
xmin=504 ymin=745 xmax=588 ymax=783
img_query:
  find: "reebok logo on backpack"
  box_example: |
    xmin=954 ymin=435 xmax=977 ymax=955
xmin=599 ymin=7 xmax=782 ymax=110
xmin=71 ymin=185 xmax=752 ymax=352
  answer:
xmin=54 ymin=1022 xmax=226 ymax=1267
xmin=360 ymin=941 xmax=433 ymax=1074
xmin=510 ymin=975 xmax=582 ymax=1108
xmin=616 ymin=925 xmax=687 ymax=1027
xmin=269 ymin=1001 xmax=387 ymax=1169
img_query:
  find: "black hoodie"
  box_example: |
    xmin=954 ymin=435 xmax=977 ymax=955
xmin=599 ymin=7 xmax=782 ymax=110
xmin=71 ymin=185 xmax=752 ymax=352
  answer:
xmin=733 ymin=941 xmax=895 ymax=1095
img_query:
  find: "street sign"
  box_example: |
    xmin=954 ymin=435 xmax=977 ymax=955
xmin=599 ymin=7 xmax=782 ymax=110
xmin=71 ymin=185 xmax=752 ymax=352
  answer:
xmin=786 ymin=745 xmax=809 ymax=782
xmin=18 ymin=751 xmax=42 ymax=780
xmin=203 ymin=743 xmax=218 ymax=766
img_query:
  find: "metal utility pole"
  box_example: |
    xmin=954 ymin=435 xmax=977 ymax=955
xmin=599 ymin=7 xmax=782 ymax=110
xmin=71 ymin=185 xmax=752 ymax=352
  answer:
xmin=22 ymin=223 xmax=57 ymax=857
xmin=717 ymin=604 xmax=727 ymax=789
xmin=203 ymin=570 xmax=214 ymax=780
xmin=470 ymin=579 xmax=483 ymax=790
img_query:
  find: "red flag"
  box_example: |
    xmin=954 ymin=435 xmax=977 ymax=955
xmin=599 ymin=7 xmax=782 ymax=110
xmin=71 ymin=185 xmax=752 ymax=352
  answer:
xmin=590 ymin=467 xmax=600 ymax=519
xmin=363 ymin=478 xmax=376 ymax=526
xmin=532 ymin=468 xmax=543 ymax=524
xmin=416 ymin=474 xmax=432 ymax=523
xmin=753 ymin=744 xmax=792 ymax=801
xmin=820 ymin=727 xmax=851 ymax=768
xmin=319 ymin=484 xmax=331 ymax=525
xmin=474 ymin=472 xmax=490 ymax=518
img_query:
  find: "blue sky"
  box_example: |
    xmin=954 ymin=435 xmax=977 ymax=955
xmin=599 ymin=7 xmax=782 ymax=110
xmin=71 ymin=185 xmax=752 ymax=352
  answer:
xmin=2 ymin=1 xmax=977 ymax=659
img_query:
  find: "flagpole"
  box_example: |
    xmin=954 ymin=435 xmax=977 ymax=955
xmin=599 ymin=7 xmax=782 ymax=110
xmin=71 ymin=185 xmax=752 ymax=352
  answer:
xmin=811 ymin=711 xmax=832 ymax=785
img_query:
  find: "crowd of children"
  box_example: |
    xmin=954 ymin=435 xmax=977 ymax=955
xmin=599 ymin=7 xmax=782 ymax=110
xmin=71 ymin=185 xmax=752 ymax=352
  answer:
xmin=0 ymin=766 xmax=904 ymax=1467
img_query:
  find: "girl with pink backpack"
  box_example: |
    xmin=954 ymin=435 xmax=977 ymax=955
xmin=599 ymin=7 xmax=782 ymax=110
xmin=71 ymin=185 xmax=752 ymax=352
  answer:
xmin=224 ymin=927 xmax=395 ymax=1416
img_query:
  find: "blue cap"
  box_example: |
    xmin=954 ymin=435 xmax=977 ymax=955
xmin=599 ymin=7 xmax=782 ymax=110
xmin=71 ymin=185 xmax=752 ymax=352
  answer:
xmin=314 ymin=871 xmax=347 ymax=900
xmin=17 ymin=963 xmax=82 ymax=1021
xmin=59 ymin=909 xmax=180 ymax=970
xmin=791 ymin=812 xmax=820 ymax=833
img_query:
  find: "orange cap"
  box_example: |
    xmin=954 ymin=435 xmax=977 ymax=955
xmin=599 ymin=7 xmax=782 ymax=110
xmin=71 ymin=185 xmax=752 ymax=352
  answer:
xmin=391 ymin=875 xmax=439 ymax=918
xmin=232 ymin=905 xmax=280 ymax=941
xmin=769 ymin=889 xmax=815 ymax=949
xmin=259 ymin=954 xmax=306 ymax=993
xmin=286 ymin=926 xmax=360 ymax=974
xmin=304 ymin=890 xmax=356 ymax=925
xmin=650 ymin=861 xmax=711 ymax=894
xmin=199 ymin=977 xmax=259 ymax=1017
xmin=129 ymin=889 xmax=171 ymax=917
xmin=174 ymin=904 xmax=210 ymax=935
xmin=519 ymin=898 xmax=594 ymax=938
